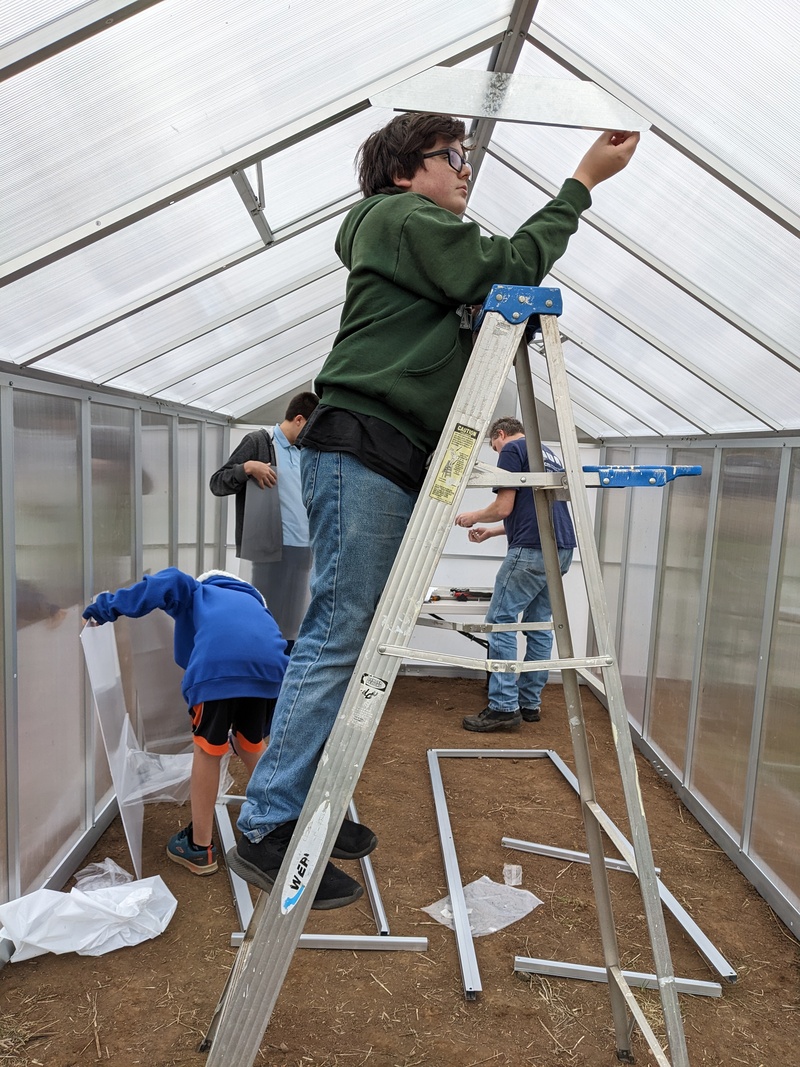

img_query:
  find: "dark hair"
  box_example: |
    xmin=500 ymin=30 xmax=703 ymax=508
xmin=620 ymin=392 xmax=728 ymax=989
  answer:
xmin=489 ymin=417 xmax=524 ymax=439
xmin=284 ymin=391 xmax=320 ymax=421
xmin=357 ymin=113 xmax=467 ymax=198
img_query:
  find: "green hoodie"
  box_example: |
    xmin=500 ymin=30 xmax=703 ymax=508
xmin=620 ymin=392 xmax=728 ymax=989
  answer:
xmin=315 ymin=178 xmax=591 ymax=454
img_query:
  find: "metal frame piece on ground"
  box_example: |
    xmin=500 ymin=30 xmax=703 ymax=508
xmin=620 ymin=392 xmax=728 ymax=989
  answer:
xmin=427 ymin=748 xmax=731 ymax=1001
xmin=215 ymin=797 xmax=427 ymax=953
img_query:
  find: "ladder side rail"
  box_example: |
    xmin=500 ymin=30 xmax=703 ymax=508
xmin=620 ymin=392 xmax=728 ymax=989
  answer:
xmin=515 ymin=340 xmax=634 ymax=1056
xmin=205 ymin=309 xmax=529 ymax=1067
xmin=538 ymin=315 xmax=689 ymax=1066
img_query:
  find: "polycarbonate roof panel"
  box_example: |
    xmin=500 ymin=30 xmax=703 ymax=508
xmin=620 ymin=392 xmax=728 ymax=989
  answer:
xmin=533 ymin=0 xmax=800 ymax=209
xmin=257 ymin=109 xmax=395 ymax=230
xmin=2 ymin=1 xmax=798 ymax=435
xmin=182 ymin=328 xmax=341 ymax=416
xmin=559 ymin=339 xmax=702 ymax=437
xmin=529 ymin=350 xmax=651 ymax=437
xmin=4 ymin=182 xmax=256 ymax=362
xmin=113 ymin=294 xmax=342 ymax=401
xmin=1 ymin=2 xmax=79 ymax=43
xmin=1 ymin=0 xmax=511 ymax=260
xmin=560 ymin=290 xmax=768 ymax=434
xmin=37 ymin=217 xmax=344 ymax=381
xmin=471 ymin=156 xmax=799 ymax=431
xmin=500 ymin=46 xmax=800 ymax=357
xmin=106 ymin=272 xmax=346 ymax=396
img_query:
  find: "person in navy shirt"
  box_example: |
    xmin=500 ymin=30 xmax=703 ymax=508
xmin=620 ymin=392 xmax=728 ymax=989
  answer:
xmin=455 ymin=417 xmax=576 ymax=731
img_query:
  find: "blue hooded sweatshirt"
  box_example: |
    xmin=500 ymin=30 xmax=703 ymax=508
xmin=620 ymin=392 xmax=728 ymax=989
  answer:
xmin=83 ymin=568 xmax=288 ymax=707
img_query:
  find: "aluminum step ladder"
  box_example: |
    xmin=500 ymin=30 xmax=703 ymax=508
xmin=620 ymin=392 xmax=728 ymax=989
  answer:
xmin=204 ymin=284 xmax=692 ymax=1067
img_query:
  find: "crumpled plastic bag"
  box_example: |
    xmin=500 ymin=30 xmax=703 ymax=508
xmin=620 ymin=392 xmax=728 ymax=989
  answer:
xmin=73 ymin=857 xmax=133 ymax=892
xmin=422 ymin=875 xmax=542 ymax=936
xmin=0 ymin=876 xmax=177 ymax=962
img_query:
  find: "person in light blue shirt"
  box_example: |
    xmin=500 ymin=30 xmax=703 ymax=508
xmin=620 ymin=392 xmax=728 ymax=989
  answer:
xmin=210 ymin=392 xmax=319 ymax=648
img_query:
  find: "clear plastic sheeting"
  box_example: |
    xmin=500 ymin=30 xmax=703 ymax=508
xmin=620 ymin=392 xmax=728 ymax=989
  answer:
xmin=0 ymin=876 xmax=177 ymax=961
xmin=422 ymin=875 xmax=542 ymax=936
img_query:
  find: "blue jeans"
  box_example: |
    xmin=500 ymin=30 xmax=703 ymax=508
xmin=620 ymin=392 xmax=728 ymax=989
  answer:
xmin=486 ymin=546 xmax=573 ymax=712
xmin=238 ymin=450 xmax=417 ymax=840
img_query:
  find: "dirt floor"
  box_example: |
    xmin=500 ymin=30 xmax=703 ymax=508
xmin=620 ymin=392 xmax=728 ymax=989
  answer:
xmin=1 ymin=676 xmax=798 ymax=1067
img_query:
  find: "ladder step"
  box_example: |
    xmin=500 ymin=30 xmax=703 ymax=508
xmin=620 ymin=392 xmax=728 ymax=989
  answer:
xmin=378 ymin=644 xmax=613 ymax=673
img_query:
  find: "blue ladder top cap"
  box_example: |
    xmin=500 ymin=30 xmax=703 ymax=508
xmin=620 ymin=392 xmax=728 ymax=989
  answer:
xmin=481 ymin=285 xmax=563 ymax=326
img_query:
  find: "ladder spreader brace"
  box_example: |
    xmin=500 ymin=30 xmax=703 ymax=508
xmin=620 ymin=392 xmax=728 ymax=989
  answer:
xmin=204 ymin=284 xmax=698 ymax=1067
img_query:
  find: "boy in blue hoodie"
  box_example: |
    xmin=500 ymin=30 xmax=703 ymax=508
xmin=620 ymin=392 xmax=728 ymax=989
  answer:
xmin=83 ymin=568 xmax=288 ymax=875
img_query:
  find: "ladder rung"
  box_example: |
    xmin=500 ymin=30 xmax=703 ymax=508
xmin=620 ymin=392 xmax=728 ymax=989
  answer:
xmin=584 ymin=800 xmax=638 ymax=871
xmin=379 ymin=644 xmax=613 ymax=673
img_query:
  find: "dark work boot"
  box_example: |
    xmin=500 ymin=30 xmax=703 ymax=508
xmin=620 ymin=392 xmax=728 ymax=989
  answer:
xmin=462 ymin=707 xmax=522 ymax=732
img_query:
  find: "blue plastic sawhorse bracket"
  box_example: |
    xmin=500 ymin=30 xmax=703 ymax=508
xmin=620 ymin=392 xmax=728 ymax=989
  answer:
xmin=583 ymin=465 xmax=703 ymax=487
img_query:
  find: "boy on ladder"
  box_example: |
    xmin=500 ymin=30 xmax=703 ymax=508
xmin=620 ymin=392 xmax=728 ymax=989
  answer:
xmin=228 ymin=111 xmax=639 ymax=908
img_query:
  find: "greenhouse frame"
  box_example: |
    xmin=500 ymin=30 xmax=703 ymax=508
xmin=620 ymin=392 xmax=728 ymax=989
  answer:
xmin=1 ymin=0 xmax=798 ymax=961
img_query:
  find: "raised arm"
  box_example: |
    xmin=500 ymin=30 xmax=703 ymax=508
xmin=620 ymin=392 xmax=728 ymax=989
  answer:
xmin=571 ymin=130 xmax=640 ymax=191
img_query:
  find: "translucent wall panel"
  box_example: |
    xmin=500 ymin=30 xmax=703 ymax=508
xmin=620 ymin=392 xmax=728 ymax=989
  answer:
xmin=177 ymin=420 xmax=199 ymax=575
xmin=0 ymin=454 xmax=5 ymax=900
xmin=749 ymin=449 xmax=800 ymax=907
xmin=14 ymin=390 xmax=86 ymax=893
xmin=617 ymin=447 xmax=667 ymax=726
xmin=142 ymin=412 xmax=172 ymax=574
xmin=90 ymin=404 xmax=135 ymax=816
xmin=690 ymin=449 xmax=782 ymax=836
xmin=91 ymin=404 xmax=136 ymax=595
xmin=647 ymin=449 xmax=714 ymax=774
xmin=203 ymin=424 xmax=224 ymax=572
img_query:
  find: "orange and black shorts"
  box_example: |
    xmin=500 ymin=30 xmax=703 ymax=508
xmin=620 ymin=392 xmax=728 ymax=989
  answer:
xmin=189 ymin=696 xmax=269 ymax=756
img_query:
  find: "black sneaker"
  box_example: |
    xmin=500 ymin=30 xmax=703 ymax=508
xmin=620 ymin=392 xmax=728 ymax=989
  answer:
xmin=248 ymin=816 xmax=377 ymax=861
xmin=462 ymin=707 xmax=522 ymax=732
xmin=520 ymin=706 xmax=541 ymax=722
xmin=332 ymin=817 xmax=378 ymax=860
xmin=227 ymin=827 xmax=363 ymax=910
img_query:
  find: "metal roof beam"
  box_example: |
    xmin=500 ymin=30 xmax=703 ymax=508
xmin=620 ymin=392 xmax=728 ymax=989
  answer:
xmin=466 ymin=0 xmax=544 ymax=187
xmin=0 ymin=0 xmax=166 ymax=80
xmin=231 ymin=168 xmax=275 ymax=246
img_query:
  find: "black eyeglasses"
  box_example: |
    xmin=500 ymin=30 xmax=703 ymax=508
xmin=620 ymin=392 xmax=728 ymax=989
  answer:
xmin=421 ymin=147 xmax=472 ymax=174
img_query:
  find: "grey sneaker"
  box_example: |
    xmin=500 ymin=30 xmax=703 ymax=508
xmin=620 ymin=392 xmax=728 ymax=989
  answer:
xmin=462 ymin=707 xmax=522 ymax=732
xmin=520 ymin=706 xmax=541 ymax=722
